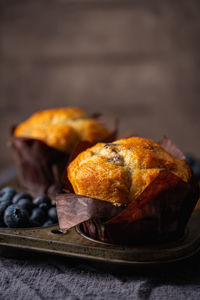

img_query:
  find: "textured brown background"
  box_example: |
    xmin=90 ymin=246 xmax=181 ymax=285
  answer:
xmin=0 ymin=0 xmax=200 ymax=172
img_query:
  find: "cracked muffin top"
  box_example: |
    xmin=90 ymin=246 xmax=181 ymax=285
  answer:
xmin=14 ymin=107 xmax=109 ymax=152
xmin=67 ymin=137 xmax=191 ymax=206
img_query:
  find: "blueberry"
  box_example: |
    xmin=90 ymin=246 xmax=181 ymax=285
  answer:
xmin=43 ymin=219 xmax=54 ymax=227
xmin=185 ymin=154 xmax=196 ymax=167
xmin=48 ymin=207 xmax=58 ymax=223
xmin=0 ymin=201 xmax=11 ymax=226
xmin=1 ymin=187 xmax=16 ymax=196
xmin=39 ymin=202 xmax=49 ymax=211
xmin=4 ymin=204 xmax=29 ymax=228
xmin=29 ymin=208 xmax=46 ymax=227
xmin=33 ymin=195 xmax=51 ymax=208
xmin=12 ymin=192 xmax=32 ymax=204
xmin=192 ymin=163 xmax=200 ymax=180
xmin=0 ymin=186 xmax=16 ymax=203
xmin=17 ymin=198 xmax=33 ymax=214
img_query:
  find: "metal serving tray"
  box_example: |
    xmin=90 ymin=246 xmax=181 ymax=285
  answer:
xmin=0 ymin=175 xmax=200 ymax=266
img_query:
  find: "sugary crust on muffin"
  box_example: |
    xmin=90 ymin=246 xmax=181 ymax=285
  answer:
xmin=14 ymin=107 xmax=109 ymax=152
xmin=67 ymin=137 xmax=192 ymax=205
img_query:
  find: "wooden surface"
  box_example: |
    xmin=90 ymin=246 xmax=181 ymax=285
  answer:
xmin=0 ymin=0 xmax=200 ymax=171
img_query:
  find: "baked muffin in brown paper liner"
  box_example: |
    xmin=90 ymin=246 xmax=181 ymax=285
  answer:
xmin=56 ymin=137 xmax=199 ymax=244
xmin=10 ymin=115 xmax=118 ymax=195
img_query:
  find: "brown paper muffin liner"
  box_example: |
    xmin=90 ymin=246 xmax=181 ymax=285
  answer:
xmin=10 ymin=137 xmax=69 ymax=195
xmin=56 ymin=136 xmax=199 ymax=245
xmin=82 ymin=171 xmax=199 ymax=244
xmin=56 ymin=171 xmax=199 ymax=244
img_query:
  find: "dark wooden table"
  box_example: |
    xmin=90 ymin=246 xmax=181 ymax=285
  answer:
xmin=1 ymin=0 xmax=200 ymax=171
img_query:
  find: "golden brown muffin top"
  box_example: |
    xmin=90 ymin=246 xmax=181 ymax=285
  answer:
xmin=14 ymin=107 xmax=109 ymax=152
xmin=67 ymin=137 xmax=191 ymax=206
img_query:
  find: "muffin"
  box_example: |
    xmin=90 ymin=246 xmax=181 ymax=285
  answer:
xmin=10 ymin=107 xmax=113 ymax=194
xmin=56 ymin=137 xmax=199 ymax=244
xmin=68 ymin=137 xmax=191 ymax=205
xmin=14 ymin=107 xmax=109 ymax=152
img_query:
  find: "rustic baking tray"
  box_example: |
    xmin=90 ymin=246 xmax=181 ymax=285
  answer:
xmin=0 ymin=174 xmax=200 ymax=266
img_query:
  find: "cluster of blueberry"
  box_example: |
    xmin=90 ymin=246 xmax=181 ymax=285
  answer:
xmin=0 ymin=187 xmax=58 ymax=228
xmin=185 ymin=154 xmax=200 ymax=182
